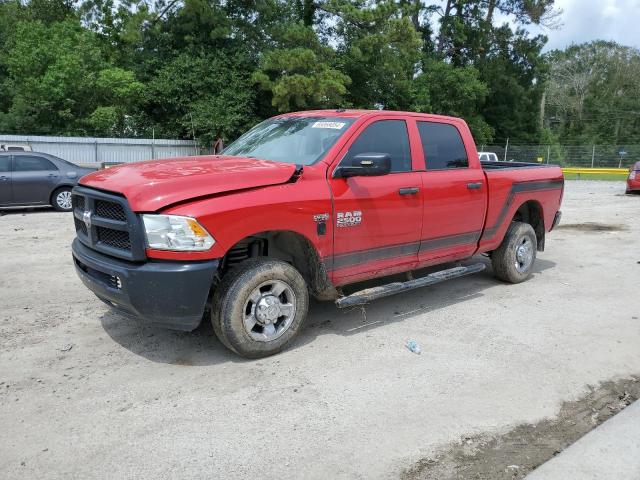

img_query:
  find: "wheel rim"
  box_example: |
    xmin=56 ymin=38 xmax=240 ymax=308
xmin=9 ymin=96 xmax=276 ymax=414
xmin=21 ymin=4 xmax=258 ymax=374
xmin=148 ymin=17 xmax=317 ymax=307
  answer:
xmin=243 ymin=280 xmax=297 ymax=342
xmin=514 ymin=236 xmax=534 ymax=273
xmin=57 ymin=190 xmax=72 ymax=210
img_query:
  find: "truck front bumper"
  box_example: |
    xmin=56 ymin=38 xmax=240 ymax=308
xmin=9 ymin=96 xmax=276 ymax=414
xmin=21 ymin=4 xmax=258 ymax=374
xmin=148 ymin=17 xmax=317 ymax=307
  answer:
xmin=72 ymin=239 xmax=219 ymax=331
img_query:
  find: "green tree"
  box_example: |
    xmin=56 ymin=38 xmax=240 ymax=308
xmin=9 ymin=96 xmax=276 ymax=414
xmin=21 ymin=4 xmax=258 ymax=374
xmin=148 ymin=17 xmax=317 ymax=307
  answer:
xmin=545 ymin=41 xmax=640 ymax=145
xmin=331 ymin=0 xmax=422 ymax=109
xmin=411 ymin=58 xmax=492 ymax=143
xmin=145 ymin=52 xmax=256 ymax=144
xmin=480 ymin=27 xmax=548 ymax=143
xmin=1 ymin=0 xmax=597 ymax=150
xmin=253 ymin=23 xmax=351 ymax=112
xmin=87 ymin=67 xmax=145 ymax=135
xmin=0 ymin=19 xmax=105 ymax=134
xmin=0 ymin=18 xmax=144 ymax=135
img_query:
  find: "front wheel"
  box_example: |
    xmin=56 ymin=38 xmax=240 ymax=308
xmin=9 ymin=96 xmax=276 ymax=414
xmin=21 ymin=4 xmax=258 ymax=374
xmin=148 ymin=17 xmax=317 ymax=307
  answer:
xmin=211 ymin=258 xmax=309 ymax=358
xmin=52 ymin=187 xmax=73 ymax=212
xmin=491 ymin=221 xmax=537 ymax=283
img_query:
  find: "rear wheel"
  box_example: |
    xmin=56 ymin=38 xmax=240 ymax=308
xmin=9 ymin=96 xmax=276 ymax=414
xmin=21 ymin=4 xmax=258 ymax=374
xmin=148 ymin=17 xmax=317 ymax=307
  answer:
xmin=491 ymin=221 xmax=537 ymax=283
xmin=211 ymin=258 xmax=309 ymax=358
xmin=52 ymin=187 xmax=73 ymax=212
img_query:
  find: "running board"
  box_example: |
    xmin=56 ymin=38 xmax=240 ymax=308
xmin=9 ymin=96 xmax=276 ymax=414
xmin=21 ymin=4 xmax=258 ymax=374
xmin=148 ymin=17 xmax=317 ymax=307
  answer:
xmin=335 ymin=263 xmax=486 ymax=308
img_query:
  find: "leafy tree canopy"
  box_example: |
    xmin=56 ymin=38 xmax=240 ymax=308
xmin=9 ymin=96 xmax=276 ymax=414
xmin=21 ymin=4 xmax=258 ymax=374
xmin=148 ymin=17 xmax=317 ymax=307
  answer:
xmin=544 ymin=40 xmax=640 ymax=145
xmin=1 ymin=0 xmax=638 ymax=148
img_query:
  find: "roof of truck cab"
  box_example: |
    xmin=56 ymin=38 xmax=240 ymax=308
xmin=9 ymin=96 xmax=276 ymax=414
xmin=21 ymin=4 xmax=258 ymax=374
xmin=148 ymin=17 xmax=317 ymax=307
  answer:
xmin=279 ymin=109 xmax=461 ymax=122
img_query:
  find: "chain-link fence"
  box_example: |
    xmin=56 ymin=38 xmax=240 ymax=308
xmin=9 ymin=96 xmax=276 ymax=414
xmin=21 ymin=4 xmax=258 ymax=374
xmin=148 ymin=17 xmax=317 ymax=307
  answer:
xmin=478 ymin=144 xmax=640 ymax=169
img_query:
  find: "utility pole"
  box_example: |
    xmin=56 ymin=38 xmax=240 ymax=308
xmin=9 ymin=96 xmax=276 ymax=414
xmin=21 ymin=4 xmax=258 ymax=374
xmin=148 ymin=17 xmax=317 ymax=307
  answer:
xmin=539 ymin=89 xmax=546 ymax=131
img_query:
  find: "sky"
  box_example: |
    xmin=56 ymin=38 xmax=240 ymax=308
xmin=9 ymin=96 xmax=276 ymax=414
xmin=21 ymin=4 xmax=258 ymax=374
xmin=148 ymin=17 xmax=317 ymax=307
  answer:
xmin=430 ymin=0 xmax=640 ymax=52
xmin=520 ymin=0 xmax=640 ymax=51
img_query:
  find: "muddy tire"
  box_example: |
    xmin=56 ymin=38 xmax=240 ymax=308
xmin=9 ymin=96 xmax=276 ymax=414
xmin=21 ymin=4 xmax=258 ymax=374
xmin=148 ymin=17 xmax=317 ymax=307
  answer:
xmin=51 ymin=187 xmax=73 ymax=212
xmin=491 ymin=221 xmax=537 ymax=284
xmin=211 ymin=258 xmax=309 ymax=359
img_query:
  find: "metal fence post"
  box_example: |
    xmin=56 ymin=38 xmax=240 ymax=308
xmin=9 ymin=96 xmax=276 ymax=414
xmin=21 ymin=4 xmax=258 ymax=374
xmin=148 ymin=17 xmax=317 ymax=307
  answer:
xmin=591 ymin=145 xmax=595 ymax=168
xmin=547 ymin=145 xmax=550 ymax=164
xmin=94 ymin=140 xmax=99 ymax=164
xmin=504 ymin=138 xmax=509 ymax=161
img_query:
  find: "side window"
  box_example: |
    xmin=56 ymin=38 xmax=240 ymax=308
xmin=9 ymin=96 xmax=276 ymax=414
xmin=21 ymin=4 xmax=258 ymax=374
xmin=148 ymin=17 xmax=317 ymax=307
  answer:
xmin=343 ymin=120 xmax=412 ymax=173
xmin=0 ymin=157 xmax=10 ymax=172
xmin=13 ymin=155 xmax=57 ymax=172
xmin=417 ymin=121 xmax=469 ymax=170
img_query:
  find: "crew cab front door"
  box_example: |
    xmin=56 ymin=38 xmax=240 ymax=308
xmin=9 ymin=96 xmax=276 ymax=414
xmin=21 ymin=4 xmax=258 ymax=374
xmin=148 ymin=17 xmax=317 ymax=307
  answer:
xmin=328 ymin=118 xmax=424 ymax=285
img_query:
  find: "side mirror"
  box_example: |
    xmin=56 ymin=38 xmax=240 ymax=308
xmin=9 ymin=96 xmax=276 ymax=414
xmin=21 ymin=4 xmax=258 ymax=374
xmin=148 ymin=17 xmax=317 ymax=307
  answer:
xmin=334 ymin=153 xmax=391 ymax=178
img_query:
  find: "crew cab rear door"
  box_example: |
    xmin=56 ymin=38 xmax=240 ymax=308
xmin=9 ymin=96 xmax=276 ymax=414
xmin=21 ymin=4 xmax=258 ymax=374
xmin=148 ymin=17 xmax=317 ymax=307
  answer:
xmin=327 ymin=116 xmax=424 ymax=284
xmin=415 ymin=119 xmax=487 ymax=261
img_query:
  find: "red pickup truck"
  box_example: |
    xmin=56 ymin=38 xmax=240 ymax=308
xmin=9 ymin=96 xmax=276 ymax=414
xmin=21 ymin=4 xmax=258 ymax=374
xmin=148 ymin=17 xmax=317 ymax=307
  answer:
xmin=71 ymin=110 xmax=563 ymax=358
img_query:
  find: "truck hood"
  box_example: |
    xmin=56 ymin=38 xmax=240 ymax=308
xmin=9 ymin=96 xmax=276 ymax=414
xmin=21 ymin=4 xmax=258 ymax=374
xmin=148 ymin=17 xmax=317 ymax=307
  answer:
xmin=79 ymin=155 xmax=297 ymax=211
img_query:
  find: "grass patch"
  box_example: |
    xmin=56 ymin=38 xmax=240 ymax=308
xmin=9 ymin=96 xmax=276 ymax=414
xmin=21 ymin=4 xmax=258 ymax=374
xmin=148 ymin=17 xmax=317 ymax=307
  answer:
xmin=563 ymin=173 xmax=628 ymax=181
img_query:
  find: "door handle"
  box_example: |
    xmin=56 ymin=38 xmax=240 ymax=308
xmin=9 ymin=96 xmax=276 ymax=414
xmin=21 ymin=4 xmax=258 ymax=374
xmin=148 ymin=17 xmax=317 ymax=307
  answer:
xmin=0 ymin=176 xmax=8 ymax=181
xmin=47 ymin=173 xmax=57 ymax=177
xmin=467 ymin=182 xmax=483 ymax=190
xmin=399 ymin=187 xmax=420 ymax=195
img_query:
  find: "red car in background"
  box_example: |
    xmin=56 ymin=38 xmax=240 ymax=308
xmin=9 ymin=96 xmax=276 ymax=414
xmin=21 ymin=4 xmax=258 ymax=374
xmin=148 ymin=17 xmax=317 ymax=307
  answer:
xmin=627 ymin=161 xmax=640 ymax=194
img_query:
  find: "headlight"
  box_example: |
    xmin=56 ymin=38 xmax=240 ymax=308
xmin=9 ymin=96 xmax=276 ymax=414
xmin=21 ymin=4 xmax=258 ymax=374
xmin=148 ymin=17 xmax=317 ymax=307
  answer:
xmin=142 ymin=214 xmax=215 ymax=251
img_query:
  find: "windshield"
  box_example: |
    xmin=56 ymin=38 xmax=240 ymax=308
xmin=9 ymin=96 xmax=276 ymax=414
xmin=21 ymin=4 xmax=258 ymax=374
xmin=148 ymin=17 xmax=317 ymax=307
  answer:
xmin=223 ymin=116 xmax=355 ymax=165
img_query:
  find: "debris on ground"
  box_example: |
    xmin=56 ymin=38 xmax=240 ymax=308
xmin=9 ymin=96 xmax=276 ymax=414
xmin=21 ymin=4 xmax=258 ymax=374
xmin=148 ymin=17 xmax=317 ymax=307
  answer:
xmin=59 ymin=344 xmax=74 ymax=352
xmin=406 ymin=339 xmax=421 ymax=355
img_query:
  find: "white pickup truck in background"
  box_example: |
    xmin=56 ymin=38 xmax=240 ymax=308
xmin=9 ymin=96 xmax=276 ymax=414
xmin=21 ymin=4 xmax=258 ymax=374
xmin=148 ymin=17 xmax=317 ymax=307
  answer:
xmin=0 ymin=144 xmax=32 ymax=152
xmin=478 ymin=151 xmax=499 ymax=162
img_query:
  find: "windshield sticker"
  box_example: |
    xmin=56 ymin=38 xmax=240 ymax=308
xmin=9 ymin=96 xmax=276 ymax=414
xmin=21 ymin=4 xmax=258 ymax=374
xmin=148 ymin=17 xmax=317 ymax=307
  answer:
xmin=312 ymin=121 xmax=346 ymax=130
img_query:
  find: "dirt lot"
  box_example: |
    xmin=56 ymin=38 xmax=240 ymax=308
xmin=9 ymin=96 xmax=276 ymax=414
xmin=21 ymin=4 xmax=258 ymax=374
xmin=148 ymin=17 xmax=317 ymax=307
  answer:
xmin=1 ymin=180 xmax=639 ymax=479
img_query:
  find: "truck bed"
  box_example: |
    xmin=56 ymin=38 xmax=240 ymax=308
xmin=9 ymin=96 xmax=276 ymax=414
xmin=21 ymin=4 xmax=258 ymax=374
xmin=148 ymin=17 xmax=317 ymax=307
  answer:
xmin=478 ymin=161 xmax=564 ymax=254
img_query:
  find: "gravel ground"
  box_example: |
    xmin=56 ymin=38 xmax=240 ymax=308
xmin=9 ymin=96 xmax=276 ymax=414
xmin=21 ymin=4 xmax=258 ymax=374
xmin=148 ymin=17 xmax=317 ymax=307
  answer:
xmin=1 ymin=180 xmax=639 ymax=480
